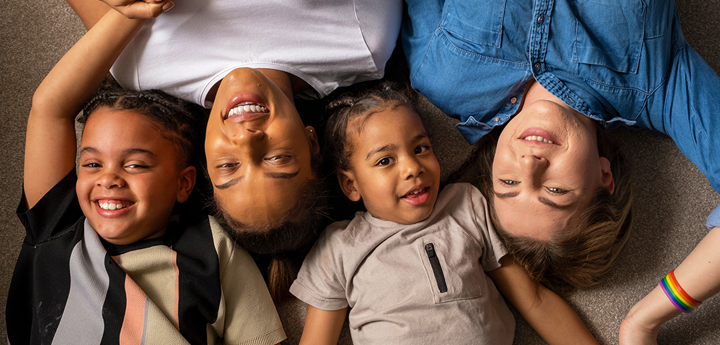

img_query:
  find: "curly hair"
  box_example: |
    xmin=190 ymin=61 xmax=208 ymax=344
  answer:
xmin=79 ymin=84 xmax=207 ymax=169
xmin=471 ymin=127 xmax=634 ymax=295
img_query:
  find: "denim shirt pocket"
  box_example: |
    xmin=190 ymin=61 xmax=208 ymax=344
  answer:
xmin=571 ymin=0 xmax=647 ymax=74
xmin=442 ymin=0 xmax=506 ymax=48
xmin=418 ymin=221 xmax=486 ymax=304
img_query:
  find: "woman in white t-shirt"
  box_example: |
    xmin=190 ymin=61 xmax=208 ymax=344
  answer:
xmin=65 ymin=0 xmax=402 ymax=299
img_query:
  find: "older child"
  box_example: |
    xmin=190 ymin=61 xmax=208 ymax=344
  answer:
xmin=289 ymin=86 xmax=597 ymax=344
xmin=6 ymin=7 xmax=285 ymax=344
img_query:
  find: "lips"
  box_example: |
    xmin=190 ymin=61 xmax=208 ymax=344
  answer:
xmin=224 ymin=93 xmax=269 ymax=122
xmin=401 ymin=186 xmax=430 ymax=206
xmin=518 ymin=128 xmax=561 ymax=145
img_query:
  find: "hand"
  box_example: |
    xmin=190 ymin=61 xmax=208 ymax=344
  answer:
xmin=100 ymin=0 xmax=173 ymax=19
xmin=619 ymin=310 xmax=659 ymax=345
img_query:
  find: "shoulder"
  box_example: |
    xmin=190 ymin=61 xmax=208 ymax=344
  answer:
xmin=17 ymin=169 xmax=83 ymax=244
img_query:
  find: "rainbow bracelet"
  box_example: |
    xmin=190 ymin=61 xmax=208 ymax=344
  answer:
xmin=658 ymin=270 xmax=701 ymax=313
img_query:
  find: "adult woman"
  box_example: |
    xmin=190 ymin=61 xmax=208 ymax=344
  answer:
xmin=402 ymin=0 xmax=720 ymax=342
xmin=67 ymin=0 xmax=402 ymax=297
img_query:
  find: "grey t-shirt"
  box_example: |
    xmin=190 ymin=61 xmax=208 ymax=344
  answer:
xmin=290 ymin=183 xmax=515 ymax=344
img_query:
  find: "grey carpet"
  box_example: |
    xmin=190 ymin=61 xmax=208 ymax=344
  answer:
xmin=2 ymin=0 xmax=719 ymax=344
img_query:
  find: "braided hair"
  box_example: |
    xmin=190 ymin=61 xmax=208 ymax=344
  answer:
xmin=79 ymin=86 xmax=208 ymax=170
xmin=324 ymin=82 xmax=415 ymax=173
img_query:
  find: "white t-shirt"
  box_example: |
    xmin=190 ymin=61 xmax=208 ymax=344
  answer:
xmin=111 ymin=0 xmax=402 ymax=107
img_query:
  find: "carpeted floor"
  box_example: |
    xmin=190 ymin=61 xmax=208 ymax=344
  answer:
xmin=2 ymin=0 xmax=719 ymax=344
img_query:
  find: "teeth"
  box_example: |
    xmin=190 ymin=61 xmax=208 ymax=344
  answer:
xmin=99 ymin=202 xmax=125 ymax=210
xmin=523 ymin=135 xmax=555 ymax=144
xmin=228 ymin=102 xmax=268 ymax=117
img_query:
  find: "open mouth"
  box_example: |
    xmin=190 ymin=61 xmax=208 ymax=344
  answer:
xmin=401 ymin=187 xmax=430 ymax=206
xmin=96 ymin=199 xmax=134 ymax=211
xmin=518 ymin=128 xmax=561 ymax=145
xmin=227 ymin=102 xmax=269 ymax=119
xmin=522 ymin=135 xmax=556 ymax=144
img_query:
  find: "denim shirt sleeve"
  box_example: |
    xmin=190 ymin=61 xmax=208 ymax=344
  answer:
xmin=708 ymin=204 xmax=720 ymax=230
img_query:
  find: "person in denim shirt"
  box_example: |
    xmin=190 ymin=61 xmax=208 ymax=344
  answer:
xmin=402 ymin=0 xmax=720 ymax=342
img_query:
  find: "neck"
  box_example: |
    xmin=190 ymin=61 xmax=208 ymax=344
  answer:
xmin=258 ymin=68 xmax=311 ymax=102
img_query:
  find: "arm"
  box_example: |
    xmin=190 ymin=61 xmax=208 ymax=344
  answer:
xmin=298 ymin=306 xmax=346 ymax=345
xmin=24 ymin=9 xmax=154 ymax=209
xmin=487 ymin=256 xmax=598 ymax=345
xmin=66 ymin=0 xmax=171 ymax=30
xmin=620 ymin=226 xmax=720 ymax=345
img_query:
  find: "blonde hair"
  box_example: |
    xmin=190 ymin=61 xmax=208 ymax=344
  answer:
xmin=470 ymin=129 xmax=634 ymax=295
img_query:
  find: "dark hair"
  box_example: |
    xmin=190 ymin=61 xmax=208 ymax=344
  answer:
xmin=211 ymin=151 xmax=329 ymax=302
xmin=469 ymin=127 xmax=634 ymax=295
xmin=324 ymin=82 xmax=415 ymax=172
xmin=79 ymin=85 xmax=207 ymax=169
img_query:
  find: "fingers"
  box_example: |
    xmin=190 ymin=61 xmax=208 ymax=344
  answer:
xmin=100 ymin=0 xmax=174 ymax=19
xmin=124 ymin=0 xmax=174 ymax=19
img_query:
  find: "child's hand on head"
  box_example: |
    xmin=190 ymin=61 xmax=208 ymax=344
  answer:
xmin=101 ymin=0 xmax=174 ymax=19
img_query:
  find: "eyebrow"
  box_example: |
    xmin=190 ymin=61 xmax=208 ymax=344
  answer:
xmin=215 ymin=177 xmax=242 ymax=190
xmin=80 ymin=147 xmax=155 ymax=157
xmin=213 ymin=169 xmax=300 ymax=190
xmin=366 ymin=144 xmax=396 ymax=160
xmin=364 ymin=134 xmax=429 ymax=160
xmin=493 ymin=191 xmax=574 ymax=210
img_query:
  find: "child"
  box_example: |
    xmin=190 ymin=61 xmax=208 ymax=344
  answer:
xmin=6 ymin=7 xmax=285 ymax=344
xmin=289 ymin=86 xmax=598 ymax=344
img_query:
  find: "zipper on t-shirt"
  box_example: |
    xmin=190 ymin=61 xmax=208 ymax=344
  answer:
xmin=425 ymin=243 xmax=448 ymax=293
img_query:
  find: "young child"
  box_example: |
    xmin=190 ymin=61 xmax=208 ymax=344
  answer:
xmin=289 ymin=86 xmax=598 ymax=344
xmin=6 ymin=7 xmax=285 ymax=344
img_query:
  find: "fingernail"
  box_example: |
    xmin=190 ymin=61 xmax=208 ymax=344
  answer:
xmin=163 ymin=1 xmax=174 ymax=11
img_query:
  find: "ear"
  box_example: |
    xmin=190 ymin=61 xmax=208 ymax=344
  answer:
xmin=337 ymin=169 xmax=361 ymax=202
xmin=176 ymin=166 xmax=197 ymax=203
xmin=599 ymin=157 xmax=615 ymax=195
xmin=306 ymin=126 xmax=320 ymax=156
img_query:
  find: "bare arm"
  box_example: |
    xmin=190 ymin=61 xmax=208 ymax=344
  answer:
xmin=65 ymin=0 xmax=171 ymax=30
xmin=65 ymin=0 xmax=111 ymax=29
xmin=24 ymin=9 xmax=154 ymax=209
xmin=487 ymin=256 xmax=598 ymax=345
xmin=298 ymin=306 xmax=346 ymax=345
xmin=620 ymin=226 xmax=720 ymax=345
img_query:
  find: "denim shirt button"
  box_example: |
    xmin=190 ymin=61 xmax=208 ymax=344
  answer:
xmin=493 ymin=117 xmax=500 ymax=123
xmin=537 ymin=15 xmax=545 ymax=24
xmin=510 ymin=97 xmax=517 ymax=104
xmin=533 ymin=62 xmax=541 ymax=72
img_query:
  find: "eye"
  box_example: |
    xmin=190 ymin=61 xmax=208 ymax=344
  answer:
xmin=216 ymin=162 xmax=239 ymax=170
xmin=376 ymin=157 xmax=395 ymax=166
xmin=82 ymin=162 xmax=101 ymax=169
xmin=546 ymin=187 xmax=568 ymax=194
xmin=414 ymin=144 xmax=431 ymax=155
xmin=499 ymin=179 xmax=519 ymax=186
xmin=265 ymin=154 xmax=292 ymax=164
xmin=126 ymin=163 xmax=149 ymax=170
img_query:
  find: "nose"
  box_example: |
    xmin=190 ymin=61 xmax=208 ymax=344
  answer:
xmin=520 ymin=154 xmax=548 ymax=185
xmin=402 ymin=156 xmax=424 ymax=180
xmin=97 ymin=170 xmax=126 ymax=189
xmin=232 ymin=127 xmax=265 ymax=144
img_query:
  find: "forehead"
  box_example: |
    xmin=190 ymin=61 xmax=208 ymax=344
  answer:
xmin=82 ymin=108 xmax=174 ymax=152
xmin=350 ymin=105 xmax=423 ymax=139
xmin=214 ymin=172 xmax=312 ymax=227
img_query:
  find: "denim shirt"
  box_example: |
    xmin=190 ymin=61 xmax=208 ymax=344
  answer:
xmin=402 ymin=0 xmax=720 ymax=228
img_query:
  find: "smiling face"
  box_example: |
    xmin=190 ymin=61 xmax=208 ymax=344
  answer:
xmin=338 ymin=105 xmax=441 ymax=224
xmin=492 ymin=86 xmax=614 ymax=241
xmin=205 ymin=68 xmax=319 ymax=229
xmin=76 ymin=108 xmax=195 ymax=245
